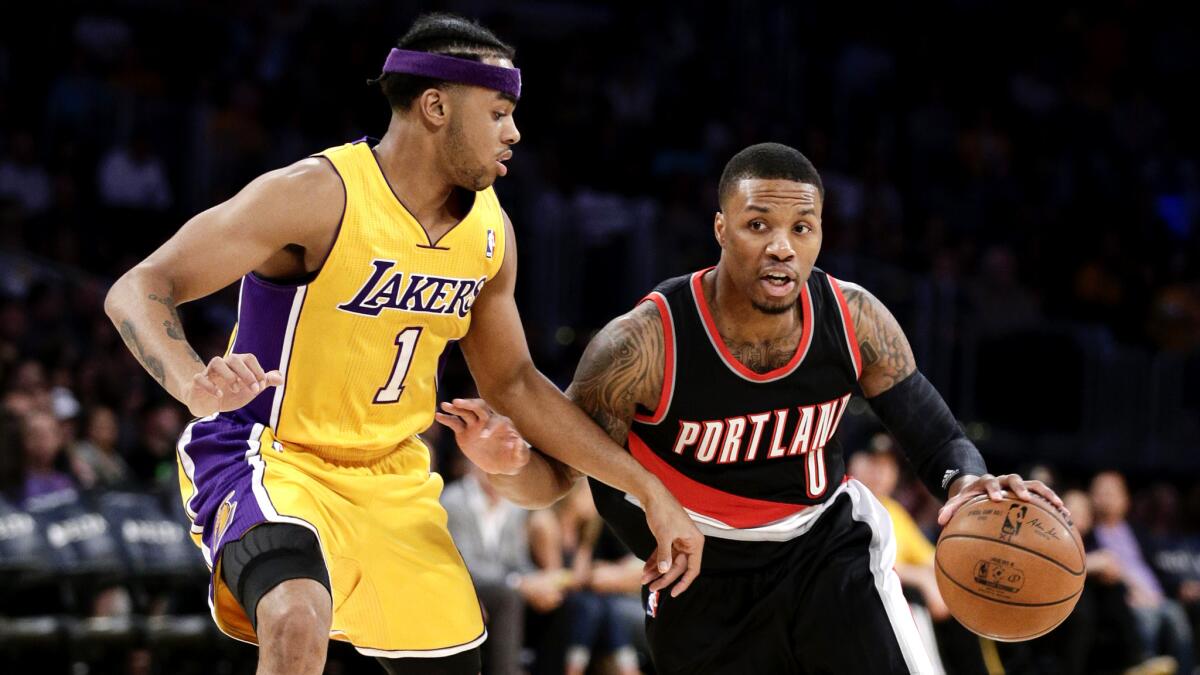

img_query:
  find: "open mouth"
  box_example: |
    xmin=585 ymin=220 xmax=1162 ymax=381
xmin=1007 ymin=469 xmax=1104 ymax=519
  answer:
xmin=759 ymin=272 xmax=796 ymax=297
xmin=495 ymin=151 xmax=512 ymax=176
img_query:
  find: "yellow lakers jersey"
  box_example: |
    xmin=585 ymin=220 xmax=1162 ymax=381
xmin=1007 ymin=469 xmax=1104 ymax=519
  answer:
xmin=223 ymin=139 xmax=506 ymax=457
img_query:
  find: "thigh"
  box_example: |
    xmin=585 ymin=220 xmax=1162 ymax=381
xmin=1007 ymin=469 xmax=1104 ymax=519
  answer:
xmin=643 ymin=574 xmax=794 ymax=675
xmin=794 ymin=485 xmax=935 ymax=675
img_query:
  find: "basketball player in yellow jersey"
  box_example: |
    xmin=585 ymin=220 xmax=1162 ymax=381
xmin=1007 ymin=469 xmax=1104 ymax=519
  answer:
xmin=104 ymin=13 xmax=702 ymax=675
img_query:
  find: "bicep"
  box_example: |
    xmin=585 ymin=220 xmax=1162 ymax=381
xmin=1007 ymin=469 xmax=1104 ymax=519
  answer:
xmin=841 ymin=281 xmax=917 ymax=397
xmin=134 ymin=159 xmax=343 ymax=303
xmin=565 ymin=303 xmax=664 ymax=445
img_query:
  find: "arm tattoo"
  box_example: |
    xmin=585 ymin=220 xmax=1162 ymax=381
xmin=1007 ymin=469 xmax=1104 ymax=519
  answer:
xmin=841 ymin=282 xmax=916 ymax=397
xmin=149 ymin=291 xmax=204 ymax=364
xmin=118 ymin=320 xmax=166 ymax=386
xmin=566 ymin=302 xmax=664 ymax=445
xmin=149 ymin=292 xmax=185 ymax=340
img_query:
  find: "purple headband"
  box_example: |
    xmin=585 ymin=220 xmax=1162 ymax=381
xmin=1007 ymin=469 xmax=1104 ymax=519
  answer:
xmin=383 ymin=48 xmax=521 ymax=99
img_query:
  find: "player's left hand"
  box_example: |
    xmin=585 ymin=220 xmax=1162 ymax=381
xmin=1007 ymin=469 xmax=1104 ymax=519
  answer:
xmin=937 ymin=473 xmax=1068 ymax=526
xmin=436 ymin=398 xmax=530 ymax=475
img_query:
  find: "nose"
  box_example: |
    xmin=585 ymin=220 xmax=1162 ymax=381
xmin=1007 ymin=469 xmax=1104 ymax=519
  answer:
xmin=765 ymin=231 xmax=796 ymax=262
xmin=504 ymin=117 xmax=521 ymax=146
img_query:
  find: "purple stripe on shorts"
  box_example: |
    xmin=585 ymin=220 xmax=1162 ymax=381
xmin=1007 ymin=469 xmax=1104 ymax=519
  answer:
xmin=230 ymin=274 xmax=301 ymax=424
xmin=180 ymin=416 xmax=272 ymax=559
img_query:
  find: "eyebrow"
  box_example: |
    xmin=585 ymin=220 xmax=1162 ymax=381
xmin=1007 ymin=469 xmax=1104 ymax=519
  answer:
xmin=497 ymin=92 xmax=519 ymax=105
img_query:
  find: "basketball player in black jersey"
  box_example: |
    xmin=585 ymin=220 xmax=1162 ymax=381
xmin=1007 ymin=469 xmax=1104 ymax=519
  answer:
xmin=438 ymin=142 xmax=1068 ymax=674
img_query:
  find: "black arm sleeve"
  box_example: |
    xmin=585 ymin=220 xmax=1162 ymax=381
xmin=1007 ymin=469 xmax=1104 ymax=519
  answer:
xmin=865 ymin=370 xmax=988 ymax=501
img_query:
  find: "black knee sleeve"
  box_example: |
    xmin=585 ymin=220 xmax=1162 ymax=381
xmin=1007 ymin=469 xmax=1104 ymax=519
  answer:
xmin=221 ymin=523 xmax=331 ymax=630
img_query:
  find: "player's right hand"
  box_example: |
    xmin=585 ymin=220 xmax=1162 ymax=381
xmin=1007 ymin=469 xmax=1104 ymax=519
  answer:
xmin=640 ymin=485 xmax=704 ymax=597
xmin=185 ymin=353 xmax=283 ymax=418
xmin=435 ymin=398 xmax=530 ymax=475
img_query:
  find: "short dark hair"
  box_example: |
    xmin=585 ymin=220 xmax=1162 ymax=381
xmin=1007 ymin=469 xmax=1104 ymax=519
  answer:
xmin=717 ymin=142 xmax=824 ymax=208
xmin=374 ymin=13 xmax=516 ymax=111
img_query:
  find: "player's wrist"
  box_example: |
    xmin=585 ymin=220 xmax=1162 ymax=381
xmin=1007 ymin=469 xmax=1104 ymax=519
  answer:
xmin=629 ymin=473 xmax=668 ymax=507
xmin=946 ymin=474 xmax=980 ymax=500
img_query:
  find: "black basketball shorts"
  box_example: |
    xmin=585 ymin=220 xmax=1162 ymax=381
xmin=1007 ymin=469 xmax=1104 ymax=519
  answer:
xmin=641 ymin=481 xmax=935 ymax=674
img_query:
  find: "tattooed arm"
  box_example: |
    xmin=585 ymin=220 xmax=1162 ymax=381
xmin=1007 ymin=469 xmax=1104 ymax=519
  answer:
xmin=838 ymin=281 xmax=916 ymax=397
xmin=104 ymin=158 xmax=343 ymax=415
xmin=838 ymin=280 xmax=1063 ymax=518
xmin=461 ymin=212 xmax=703 ymax=591
xmin=480 ymin=301 xmax=665 ymax=508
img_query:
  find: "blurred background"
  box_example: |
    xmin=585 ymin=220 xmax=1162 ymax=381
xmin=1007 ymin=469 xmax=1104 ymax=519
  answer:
xmin=1 ymin=1 xmax=1198 ymax=673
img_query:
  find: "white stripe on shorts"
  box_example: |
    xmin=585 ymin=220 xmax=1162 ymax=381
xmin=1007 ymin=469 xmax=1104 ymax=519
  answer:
xmin=845 ymin=479 xmax=937 ymax=674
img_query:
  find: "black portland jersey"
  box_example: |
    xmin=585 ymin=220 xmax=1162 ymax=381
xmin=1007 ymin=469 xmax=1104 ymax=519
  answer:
xmin=590 ymin=266 xmax=865 ymax=570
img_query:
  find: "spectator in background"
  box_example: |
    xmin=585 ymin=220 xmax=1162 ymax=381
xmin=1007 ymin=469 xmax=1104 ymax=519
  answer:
xmin=555 ymin=482 xmax=641 ymax=675
xmin=127 ymin=403 xmax=183 ymax=488
xmin=1092 ymin=471 xmax=1194 ymax=674
xmin=2 ymin=359 xmax=52 ymax=417
xmin=0 ymin=131 xmax=51 ymax=216
xmin=69 ymin=405 xmax=132 ymax=489
xmin=1139 ymin=482 xmax=1200 ymax=668
xmin=16 ymin=410 xmax=77 ymax=508
xmin=848 ymin=439 xmax=949 ymax=675
xmin=1047 ymin=489 xmax=1177 ymax=675
xmin=442 ymin=461 xmax=565 ymax=675
xmin=96 ymin=134 xmax=172 ymax=211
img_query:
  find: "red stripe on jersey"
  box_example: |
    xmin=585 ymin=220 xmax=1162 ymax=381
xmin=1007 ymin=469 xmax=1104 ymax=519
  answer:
xmin=827 ymin=275 xmax=862 ymax=378
xmin=690 ymin=268 xmax=814 ymax=382
xmin=632 ymin=293 xmax=675 ymax=425
xmin=627 ymin=431 xmax=808 ymax=528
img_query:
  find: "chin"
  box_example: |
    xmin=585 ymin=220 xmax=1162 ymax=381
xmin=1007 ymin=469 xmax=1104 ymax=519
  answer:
xmin=472 ymin=169 xmax=498 ymax=191
xmin=750 ymin=297 xmax=797 ymax=315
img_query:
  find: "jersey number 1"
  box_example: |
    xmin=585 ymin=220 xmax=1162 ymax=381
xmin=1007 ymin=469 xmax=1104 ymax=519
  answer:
xmin=374 ymin=328 xmax=422 ymax=404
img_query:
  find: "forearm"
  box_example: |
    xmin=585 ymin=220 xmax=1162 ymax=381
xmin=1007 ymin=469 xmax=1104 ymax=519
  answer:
xmin=867 ymin=371 xmax=987 ymax=500
xmin=104 ymin=265 xmax=206 ymax=403
xmin=486 ymin=447 xmax=579 ymax=509
xmin=483 ymin=365 xmax=663 ymax=504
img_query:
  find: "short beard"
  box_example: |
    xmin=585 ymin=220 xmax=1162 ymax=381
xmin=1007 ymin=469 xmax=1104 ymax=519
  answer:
xmin=751 ymin=298 xmax=796 ymax=315
xmin=446 ymin=116 xmax=490 ymax=191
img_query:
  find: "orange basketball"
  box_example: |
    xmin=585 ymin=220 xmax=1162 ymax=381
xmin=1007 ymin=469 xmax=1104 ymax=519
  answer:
xmin=934 ymin=491 xmax=1085 ymax=641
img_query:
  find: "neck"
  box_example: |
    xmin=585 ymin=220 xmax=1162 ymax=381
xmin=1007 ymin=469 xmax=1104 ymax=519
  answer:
xmin=374 ymin=115 xmax=459 ymax=223
xmin=706 ymin=263 xmax=802 ymax=343
xmin=1097 ymin=514 xmax=1123 ymax=527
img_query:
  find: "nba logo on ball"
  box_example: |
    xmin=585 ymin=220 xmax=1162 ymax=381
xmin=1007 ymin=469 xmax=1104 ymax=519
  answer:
xmin=486 ymin=229 xmax=495 ymax=259
xmin=646 ymin=590 xmax=659 ymax=617
xmin=999 ymin=503 xmax=1027 ymax=541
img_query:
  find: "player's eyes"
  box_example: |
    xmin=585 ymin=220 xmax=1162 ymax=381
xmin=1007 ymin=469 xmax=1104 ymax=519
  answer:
xmin=493 ymin=111 xmax=507 ymax=120
xmin=749 ymin=221 xmax=766 ymax=231
xmin=794 ymin=224 xmax=812 ymax=234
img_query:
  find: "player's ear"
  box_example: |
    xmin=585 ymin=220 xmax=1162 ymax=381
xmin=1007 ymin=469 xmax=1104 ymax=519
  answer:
xmin=714 ymin=211 xmax=726 ymax=249
xmin=417 ymin=88 xmax=449 ymax=128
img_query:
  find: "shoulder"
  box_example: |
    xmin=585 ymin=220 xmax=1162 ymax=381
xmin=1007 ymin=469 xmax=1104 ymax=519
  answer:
xmin=833 ymin=278 xmax=870 ymax=302
xmin=273 ymin=157 xmax=345 ymax=205
xmin=831 ymin=278 xmax=886 ymax=330
xmin=589 ymin=300 xmax=664 ymax=362
xmin=246 ymin=157 xmax=345 ymax=240
xmin=571 ymin=300 xmax=664 ymax=410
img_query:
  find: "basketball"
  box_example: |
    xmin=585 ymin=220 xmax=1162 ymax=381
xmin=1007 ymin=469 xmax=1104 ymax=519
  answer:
xmin=934 ymin=491 xmax=1085 ymax=641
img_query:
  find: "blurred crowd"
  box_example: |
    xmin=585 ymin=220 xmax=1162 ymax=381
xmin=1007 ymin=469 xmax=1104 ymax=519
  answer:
xmin=1 ymin=0 xmax=1199 ymax=673
xmin=849 ymin=434 xmax=1200 ymax=675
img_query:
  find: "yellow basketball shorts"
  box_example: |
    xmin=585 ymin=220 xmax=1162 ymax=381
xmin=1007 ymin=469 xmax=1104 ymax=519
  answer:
xmin=176 ymin=413 xmax=486 ymax=657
